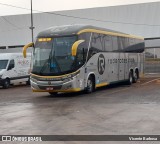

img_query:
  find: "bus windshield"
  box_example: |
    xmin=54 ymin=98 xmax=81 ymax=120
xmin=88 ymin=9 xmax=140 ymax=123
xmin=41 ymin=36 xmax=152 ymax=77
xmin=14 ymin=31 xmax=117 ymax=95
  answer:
xmin=0 ymin=60 xmax=8 ymax=70
xmin=32 ymin=36 xmax=80 ymax=76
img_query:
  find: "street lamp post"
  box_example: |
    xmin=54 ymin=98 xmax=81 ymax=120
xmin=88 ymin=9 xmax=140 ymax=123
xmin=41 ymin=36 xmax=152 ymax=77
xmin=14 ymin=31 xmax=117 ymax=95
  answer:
xmin=29 ymin=0 xmax=35 ymax=44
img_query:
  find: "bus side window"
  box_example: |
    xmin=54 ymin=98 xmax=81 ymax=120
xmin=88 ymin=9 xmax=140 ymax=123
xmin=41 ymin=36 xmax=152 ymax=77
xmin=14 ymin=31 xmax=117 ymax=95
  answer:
xmin=129 ymin=38 xmax=135 ymax=47
xmin=87 ymin=33 xmax=103 ymax=60
xmin=125 ymin=37 xmax=129 ymax=50
xmin=87 ymin=47 xmax=100 ymax=60
xmin=118 ymin=37 xmax=126 ymax=51
xmin=112 ymin=36 xmax=118 ymax=51
xmin=103 ymin=35 xmax=113 ymax=51
xmin=78 ymin=32 xmax=91 ymax=62
xmin=91 ymin=33 xmax=103 ymax=51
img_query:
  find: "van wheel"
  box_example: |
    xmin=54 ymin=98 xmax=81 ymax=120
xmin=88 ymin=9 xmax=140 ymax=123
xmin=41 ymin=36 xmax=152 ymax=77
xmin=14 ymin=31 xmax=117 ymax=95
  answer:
xmin=26 ymin=79 xmax=30 ymax=85
xmin=49 ymin=92 xmax=58 ymax=96
xmin=85 ymin=76 xmax=95 ymax=93
xmin=3 ymin=79 xmax=10 ymax=89
xmin=133 ymin=71 xmax=138 ymax=83
xmin=127 ymin=71 xmax=133 ymax=85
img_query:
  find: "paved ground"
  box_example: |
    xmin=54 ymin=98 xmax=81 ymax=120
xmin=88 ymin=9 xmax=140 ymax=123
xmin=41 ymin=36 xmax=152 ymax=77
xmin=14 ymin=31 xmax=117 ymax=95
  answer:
xmin=0 ymin=76 xmax=160 ymax=143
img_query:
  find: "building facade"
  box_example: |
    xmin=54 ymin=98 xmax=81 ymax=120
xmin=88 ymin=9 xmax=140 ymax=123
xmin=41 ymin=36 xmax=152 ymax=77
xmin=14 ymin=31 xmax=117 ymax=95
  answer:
xmin=0 ymin=2 xmax=160 ymax=48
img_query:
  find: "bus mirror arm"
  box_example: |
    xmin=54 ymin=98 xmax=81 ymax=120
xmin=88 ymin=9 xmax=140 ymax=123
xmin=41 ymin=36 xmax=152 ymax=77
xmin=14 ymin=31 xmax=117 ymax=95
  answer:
xmin=23 ymin=42 xmax=34 ymax=58
xmin=71 ymin=40 xmax=85 ymax=57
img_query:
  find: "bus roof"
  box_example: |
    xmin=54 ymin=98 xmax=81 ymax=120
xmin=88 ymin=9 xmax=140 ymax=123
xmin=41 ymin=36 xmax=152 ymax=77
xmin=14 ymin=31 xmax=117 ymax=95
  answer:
xmin=37 ymin=24 xmax=144 ymax=40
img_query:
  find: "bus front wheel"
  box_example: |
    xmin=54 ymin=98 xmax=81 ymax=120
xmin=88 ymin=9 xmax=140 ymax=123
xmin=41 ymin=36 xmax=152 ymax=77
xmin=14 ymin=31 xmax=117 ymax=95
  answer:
xmin=85 ymin=76 xmax=95 ymax=93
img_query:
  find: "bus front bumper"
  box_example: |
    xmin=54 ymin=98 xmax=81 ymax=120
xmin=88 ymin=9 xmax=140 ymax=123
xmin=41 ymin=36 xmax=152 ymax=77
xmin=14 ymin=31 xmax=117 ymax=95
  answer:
xmin=30 ymin=77 xmax=81 ymax=93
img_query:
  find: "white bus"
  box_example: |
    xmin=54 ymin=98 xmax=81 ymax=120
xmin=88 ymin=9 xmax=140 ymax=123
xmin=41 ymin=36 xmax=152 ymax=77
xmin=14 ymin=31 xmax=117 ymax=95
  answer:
xmin=23 ymin=25 xmax=144 ymax=95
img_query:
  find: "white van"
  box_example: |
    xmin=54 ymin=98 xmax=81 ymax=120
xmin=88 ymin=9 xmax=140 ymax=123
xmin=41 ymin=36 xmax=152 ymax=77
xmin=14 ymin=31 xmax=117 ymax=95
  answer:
xmin=0 ymin=53 xmax=31 ymax=88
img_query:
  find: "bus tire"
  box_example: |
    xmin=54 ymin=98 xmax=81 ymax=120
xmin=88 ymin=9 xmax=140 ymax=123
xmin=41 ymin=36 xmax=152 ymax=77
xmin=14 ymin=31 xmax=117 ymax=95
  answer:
xmin=3 ymin=78 xmax=10 ymax=89
xmin=133 ymin=70 xmax=139 ymax=83
xmin=127 ymin=71 xmax=133 ymax=85
xmin=49 ymin=92 xmax=58 ymax=96
xmin=85 ymin=75 xmax=95 ymax=93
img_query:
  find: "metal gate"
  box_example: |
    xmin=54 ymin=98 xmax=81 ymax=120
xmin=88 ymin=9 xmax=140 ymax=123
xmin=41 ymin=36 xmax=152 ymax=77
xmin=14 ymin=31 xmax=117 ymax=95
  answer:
xmin=145 ymin=48 xmax=160 ymax=73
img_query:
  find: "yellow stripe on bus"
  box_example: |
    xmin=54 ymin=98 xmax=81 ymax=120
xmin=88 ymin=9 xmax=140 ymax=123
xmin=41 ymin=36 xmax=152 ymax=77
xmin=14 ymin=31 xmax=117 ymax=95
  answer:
xmin=96 ymin=82 xmax=109 ymax=88
xmin=31 ymin=70 xmax=80 ymax=78
xmin=77 ymin=29 xmax=144 ymax=40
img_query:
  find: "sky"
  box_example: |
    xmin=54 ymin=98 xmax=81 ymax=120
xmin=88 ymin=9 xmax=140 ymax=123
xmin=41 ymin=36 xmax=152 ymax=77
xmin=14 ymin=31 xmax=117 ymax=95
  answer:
xmin=0 ymin=0 xmax=160 ymax=16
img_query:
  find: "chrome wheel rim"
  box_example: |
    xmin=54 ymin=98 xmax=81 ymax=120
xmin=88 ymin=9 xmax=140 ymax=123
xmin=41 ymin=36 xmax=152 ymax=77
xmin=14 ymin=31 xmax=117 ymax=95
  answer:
xmin=134 ymin=73 xmax=138 ymax=81
xmin=87 ymin=79 xmax=93 ymax=92
xmin=130 ymin=74 xmax=133 ymax=83
xmin=4 ymin=80 xmax=9 ymax=88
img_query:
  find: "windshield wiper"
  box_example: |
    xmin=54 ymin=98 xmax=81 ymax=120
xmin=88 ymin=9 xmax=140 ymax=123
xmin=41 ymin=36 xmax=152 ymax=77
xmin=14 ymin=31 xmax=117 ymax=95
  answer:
xmin=49 ymin=54 xmax=61 ymax=73
xmin=39 ymin=60 xmax=49 ymax=75
xmin=39 ymin=52 xmax=61 ymax=75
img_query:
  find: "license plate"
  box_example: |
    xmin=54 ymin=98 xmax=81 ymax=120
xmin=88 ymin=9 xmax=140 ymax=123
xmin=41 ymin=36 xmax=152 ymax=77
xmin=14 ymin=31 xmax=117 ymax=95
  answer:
xmin=46 ymin=87 xmax=54 ymax=90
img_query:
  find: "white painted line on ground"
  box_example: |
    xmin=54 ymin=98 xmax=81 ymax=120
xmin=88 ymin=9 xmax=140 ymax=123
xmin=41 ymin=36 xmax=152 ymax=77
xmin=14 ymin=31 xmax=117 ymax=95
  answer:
xmin=145 ymin=73 xmax=160 ymax=75
xmin=141 ymin=78 xmax=160 ymax=86
xmin=107 ymin=87 xmax=131 ymax=95
xmin=98 ymin=78 xmax=160 ymax=97
xmin=98 ymin=87 xmax=131 ymax=97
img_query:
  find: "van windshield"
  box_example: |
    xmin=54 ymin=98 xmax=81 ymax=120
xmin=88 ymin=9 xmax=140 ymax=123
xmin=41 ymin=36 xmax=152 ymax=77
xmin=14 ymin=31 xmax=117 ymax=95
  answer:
xmin=0 ymin=60 xmax=8 ymax=70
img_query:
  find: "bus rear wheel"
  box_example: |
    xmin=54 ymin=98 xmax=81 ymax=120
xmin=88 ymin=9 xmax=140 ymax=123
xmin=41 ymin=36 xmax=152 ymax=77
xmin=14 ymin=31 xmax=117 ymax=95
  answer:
xmin=133 ymin=71 xmax=139 ymax=83
xmin=85 ymin=76 xmax=95 ymax=93
xmin=127 ymin=71 xmax=133 ymax=85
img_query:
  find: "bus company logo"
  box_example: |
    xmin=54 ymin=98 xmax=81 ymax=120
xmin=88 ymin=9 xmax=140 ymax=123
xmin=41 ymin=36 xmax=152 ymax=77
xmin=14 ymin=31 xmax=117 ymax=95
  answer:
xmin=98 ymin=54 xmax=105 ymax=75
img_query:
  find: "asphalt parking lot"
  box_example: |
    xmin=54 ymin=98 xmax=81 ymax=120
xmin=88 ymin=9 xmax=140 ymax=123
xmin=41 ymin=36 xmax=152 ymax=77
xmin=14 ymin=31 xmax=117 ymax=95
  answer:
xmin=0 ymin=75 xmax=160 ymax=143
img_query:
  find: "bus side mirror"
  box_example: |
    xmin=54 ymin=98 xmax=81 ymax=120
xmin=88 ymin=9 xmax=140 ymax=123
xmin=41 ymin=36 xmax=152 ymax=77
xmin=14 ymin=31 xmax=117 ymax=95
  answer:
xmin=23 ymin=42 xmax=34 ymax=58
xmin=71 ymin=40 xmax=85 ymax=56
